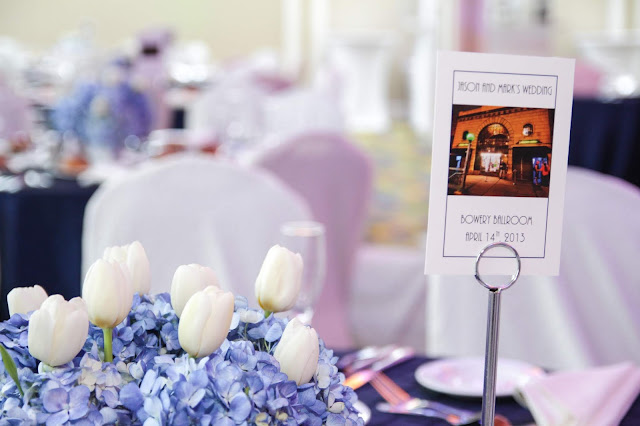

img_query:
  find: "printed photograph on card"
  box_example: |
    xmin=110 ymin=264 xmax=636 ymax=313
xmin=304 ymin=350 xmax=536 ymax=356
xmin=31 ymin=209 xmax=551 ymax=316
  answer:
xmin=448 ymin=105 xmax=554 ymax=198
xmin=425 ymin=52 xmax=575 ymax=276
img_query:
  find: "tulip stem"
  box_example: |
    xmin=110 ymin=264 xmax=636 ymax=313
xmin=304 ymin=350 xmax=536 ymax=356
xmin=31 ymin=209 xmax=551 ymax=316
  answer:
xmin=264 ymin=310 xmax=272 ymax=318
xmin=102 ymin=328 xmax=113 ymax=363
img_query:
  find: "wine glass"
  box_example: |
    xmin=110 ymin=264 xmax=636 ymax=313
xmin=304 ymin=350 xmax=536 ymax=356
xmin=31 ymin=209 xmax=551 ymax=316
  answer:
xmin=279 ymin=221 xmax=326 ymax=325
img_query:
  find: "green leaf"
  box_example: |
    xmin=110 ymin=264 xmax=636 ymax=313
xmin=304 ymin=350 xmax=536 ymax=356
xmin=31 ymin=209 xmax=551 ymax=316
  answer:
xmin=0 ymin=343 xmax=24 ymax=397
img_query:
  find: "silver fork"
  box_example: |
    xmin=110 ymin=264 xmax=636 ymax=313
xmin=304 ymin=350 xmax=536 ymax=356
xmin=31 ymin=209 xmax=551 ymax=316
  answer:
xmin=371 ymin=372 xmax=482 ymax=425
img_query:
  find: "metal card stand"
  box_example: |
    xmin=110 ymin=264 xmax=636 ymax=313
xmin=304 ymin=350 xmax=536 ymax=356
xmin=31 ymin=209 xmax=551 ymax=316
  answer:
xmin=474 ymin=242 xmax=521 ymax=426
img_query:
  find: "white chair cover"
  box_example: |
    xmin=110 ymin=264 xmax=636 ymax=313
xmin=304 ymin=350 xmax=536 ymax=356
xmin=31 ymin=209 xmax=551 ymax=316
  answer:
xmin=82 ymin=154 xmax=312 ymax=300
xmin=350 ymin=244 xmax=427 ymax=352
xmin=425 ymin=167 xmax=640 ymax=370
xmin=251 ymin=133 xmax=374 ymax=349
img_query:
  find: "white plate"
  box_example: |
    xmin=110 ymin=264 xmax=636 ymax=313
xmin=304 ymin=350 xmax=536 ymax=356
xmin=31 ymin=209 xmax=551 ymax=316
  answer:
xmin=415 ymin=357 xmax=546 ymax=397
xmin=353 ymin=400 xmax=371 ymax=424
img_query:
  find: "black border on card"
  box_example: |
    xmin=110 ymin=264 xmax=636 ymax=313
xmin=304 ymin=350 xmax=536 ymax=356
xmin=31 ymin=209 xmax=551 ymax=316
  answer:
xmin=442 ymin=70 xmax=559 ymax=259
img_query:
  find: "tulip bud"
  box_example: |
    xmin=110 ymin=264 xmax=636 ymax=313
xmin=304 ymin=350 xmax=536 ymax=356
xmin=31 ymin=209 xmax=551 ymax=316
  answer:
xmin=28 ymin=295 xmax=89 ymax=366
xmin=273 ymin=318 xmax=319 ymax=385
xmin=178 ymin=286 xmax=234 ymax=358
xmin=7 ymin=284 xmax=48 ymax=317
xmin=103 ymin=241 xmax=151 ymax=295
xmin=82 ymin=258 xmax=133 ymax=329
xmin=170 ymin=264 xmax=220 ymax=317
xmin=255 ymin=245 xmax=303 ymax=313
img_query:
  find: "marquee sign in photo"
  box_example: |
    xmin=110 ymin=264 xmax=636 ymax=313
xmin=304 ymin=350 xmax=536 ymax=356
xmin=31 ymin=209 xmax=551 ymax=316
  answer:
xmin=425 ymin=51 xmax=575 ymax=276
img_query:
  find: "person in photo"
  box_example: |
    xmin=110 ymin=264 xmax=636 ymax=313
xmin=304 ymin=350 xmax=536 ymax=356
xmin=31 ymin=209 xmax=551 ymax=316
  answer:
xmin=541 ymin=158 xmax=550 ymax=187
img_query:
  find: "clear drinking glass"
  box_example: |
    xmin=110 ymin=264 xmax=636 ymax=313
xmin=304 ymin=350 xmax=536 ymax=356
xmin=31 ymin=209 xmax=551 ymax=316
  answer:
xmin=279 ymin=221 xmax=326 ymax=325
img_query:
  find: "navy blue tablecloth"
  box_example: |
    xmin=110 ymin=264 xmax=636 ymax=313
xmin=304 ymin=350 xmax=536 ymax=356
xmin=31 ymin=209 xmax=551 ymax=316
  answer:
xmin=0 ymin=178 xmax=98 ymax=319
xmin=569 ymin=97 xmax=640 ymax=187
xmin=356 ymin=356 xmax=640 ymax=425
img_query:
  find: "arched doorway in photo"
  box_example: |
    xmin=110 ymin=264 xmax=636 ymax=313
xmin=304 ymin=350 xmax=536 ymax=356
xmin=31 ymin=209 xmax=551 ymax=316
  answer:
xmin=474 ymin=123 xmax=509 ymax=175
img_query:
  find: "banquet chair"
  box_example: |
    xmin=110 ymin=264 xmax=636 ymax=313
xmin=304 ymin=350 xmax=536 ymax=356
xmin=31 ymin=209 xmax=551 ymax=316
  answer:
xmin=425 ymin=166 xmax=640 ymax=370
xmin=0 ymin=81 xmax=30 ymax=140
xmin=251 ymin=133 xmax=374 ymax=349
xmin=82 ymin=154 xmax=312 ymax=302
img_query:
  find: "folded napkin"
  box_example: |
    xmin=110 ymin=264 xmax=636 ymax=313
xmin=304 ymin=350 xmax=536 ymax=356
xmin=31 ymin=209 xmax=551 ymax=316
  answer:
xmin=514 ymin=362 xmax=640 ymax=426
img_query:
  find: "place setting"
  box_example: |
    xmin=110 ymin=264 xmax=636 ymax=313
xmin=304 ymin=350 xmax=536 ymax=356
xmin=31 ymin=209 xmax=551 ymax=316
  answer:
xmin=336 ymin=343 xmax=538 ymax=425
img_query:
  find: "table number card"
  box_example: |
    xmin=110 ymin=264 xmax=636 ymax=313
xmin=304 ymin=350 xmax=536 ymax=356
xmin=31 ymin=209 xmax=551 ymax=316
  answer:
xmin=425 ymin=51 xmax=575 ymax=275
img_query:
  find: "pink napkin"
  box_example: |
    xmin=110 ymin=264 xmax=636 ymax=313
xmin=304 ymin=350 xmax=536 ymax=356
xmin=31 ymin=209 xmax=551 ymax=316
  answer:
xmin=514 ymin=362 xmax=640 ymax=426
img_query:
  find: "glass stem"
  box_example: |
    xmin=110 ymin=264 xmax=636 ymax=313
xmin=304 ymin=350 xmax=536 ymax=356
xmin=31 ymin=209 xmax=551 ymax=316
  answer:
xmin=102 ymin=327 xmax=113 ymax=363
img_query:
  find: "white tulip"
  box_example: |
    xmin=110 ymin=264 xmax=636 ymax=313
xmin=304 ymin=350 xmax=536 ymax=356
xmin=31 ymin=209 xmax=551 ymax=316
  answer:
xmin=273 ymin=318 xmax=319 ymax=385
xmin=255 ymin=245 xmax=303 ymax=313
xmin=7 ymin=284 xmax=48 ymax=317
xmin=178 ymin=286 xmax=234 ymax=358
xmin=28 ymin=295 xmax=89 ymax=366
xmin=170 ymin=264 xmax=220 ymax=317
xmin=82 ymin=258 xmax=133 ymax=329
xmin=103 ymin=241 xmax=151 ymax=295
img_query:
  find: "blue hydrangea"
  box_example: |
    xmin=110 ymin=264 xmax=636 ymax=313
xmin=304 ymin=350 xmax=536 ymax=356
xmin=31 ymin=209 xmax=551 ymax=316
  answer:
xmin=0 ymin=293 xmax=364 ymax=425
xmin=52 ymin=76 xmax=152 ymax=153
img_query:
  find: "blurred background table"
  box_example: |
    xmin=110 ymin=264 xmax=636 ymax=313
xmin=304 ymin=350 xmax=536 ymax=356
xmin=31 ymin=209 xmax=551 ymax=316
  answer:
xmin=0 ymin=176 xmax=97 ymax=319
xmin=569 ymin=97 xmax=640 ymax=188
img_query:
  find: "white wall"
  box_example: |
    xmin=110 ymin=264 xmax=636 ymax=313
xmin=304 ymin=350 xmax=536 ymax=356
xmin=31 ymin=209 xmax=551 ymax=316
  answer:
xmin=0 ymin=0 xmax=633 ymax=105
xmin=0 ymin=1 xmax=630 ymax=59
xmin=0 ymin=0 xmax=282 ymax=59
xmin=549 ymin=0 xmax=613 ymax=56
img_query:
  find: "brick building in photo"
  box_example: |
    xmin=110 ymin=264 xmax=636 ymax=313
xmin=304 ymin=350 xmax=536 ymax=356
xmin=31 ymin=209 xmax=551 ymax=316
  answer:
xmin=450 ymin=105 xmax=555 ymax=183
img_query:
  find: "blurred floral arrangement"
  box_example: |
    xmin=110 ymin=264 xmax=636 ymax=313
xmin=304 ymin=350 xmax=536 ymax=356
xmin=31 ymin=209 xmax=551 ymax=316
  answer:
xmin=51 ymin=64 xmax=152 ymax=155
xmin=0 ymin=243 xmax=363 ymax=425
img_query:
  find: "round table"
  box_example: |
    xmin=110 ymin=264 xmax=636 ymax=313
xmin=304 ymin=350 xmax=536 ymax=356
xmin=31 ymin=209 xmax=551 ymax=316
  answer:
xmin=0 ymin=176 xmax=98 ymax=319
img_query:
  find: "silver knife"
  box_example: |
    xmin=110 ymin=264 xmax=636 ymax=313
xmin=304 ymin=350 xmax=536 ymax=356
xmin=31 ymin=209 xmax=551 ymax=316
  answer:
xmin=342 ymin=346 xmax=415 ymax=390
xmin=376 ymin=402 xmax=482 ymax=425
xmin=337 ymin=344 xmax=398 ymax=372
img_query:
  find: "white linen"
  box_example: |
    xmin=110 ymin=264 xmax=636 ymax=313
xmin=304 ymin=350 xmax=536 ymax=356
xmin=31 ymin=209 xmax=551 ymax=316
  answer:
xmin=186 ymin=51 xmax=287 ymax=148
xmin=251 ymin=133 xmax=374 ymax=349
xmin=82 ymin=154 xmax=312 ymax=299
xmin=515 ymin=362 xmax=640 ymax=426
xmin=350 ymin=244 xmax=426 ymax=352
xmin=77 ymin=162 xmax=128 ymax=186
xmin=425 ymin=167 xmax=640 ymax=370
xmin=261 ymin=88 xmax=344 ymax=146
xmin=325 ymin=33 xmax=393 ymax=133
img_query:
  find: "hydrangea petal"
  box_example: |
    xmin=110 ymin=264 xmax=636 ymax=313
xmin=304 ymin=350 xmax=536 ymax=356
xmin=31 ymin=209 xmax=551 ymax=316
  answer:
xmin=120 ymin=383 xmax=144 ymax=411
xmin=68 ymin=386 xmax=90 ymax=419
xmin=229 ymin=392 xmax=251 ymax=422
xmin=189 ymin=388 xmax=206 ymax=408
xmin=46 ymin=410 xmax=70 ymax=426
xmin=43 ymin=388 xmax=68 ymax=413
xmin=326 ymin=413 xmax=347 ymax=426
xmin=264 ymin=323 xmax=283 ymax=343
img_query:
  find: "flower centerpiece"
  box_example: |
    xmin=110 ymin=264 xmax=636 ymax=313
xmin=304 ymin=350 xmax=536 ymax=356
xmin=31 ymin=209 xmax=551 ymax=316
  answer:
xmin=52 ymin=61 xmax=153 ymax=161
xmin=0 ymin=242 xmax=363 ymax=425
